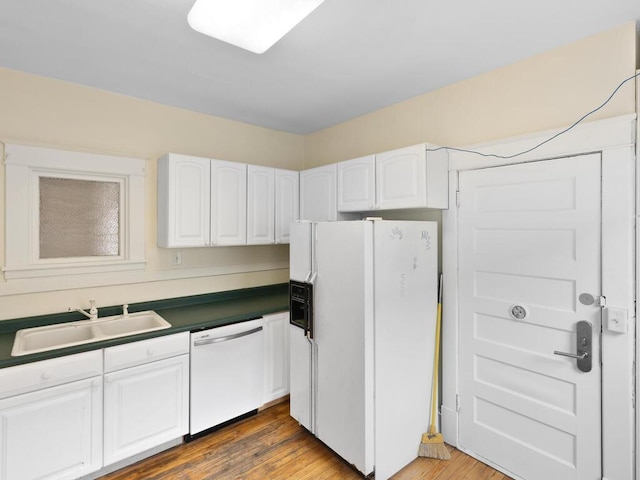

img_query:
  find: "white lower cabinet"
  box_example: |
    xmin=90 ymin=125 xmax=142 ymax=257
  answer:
xmin=103 ymin=333 xmax=190 ymax=466
xmin=263 ymin=312 xmax=290 ymax=403
xmin=0 ymin=317 xmax=287 ymax=478
xmin=0 ymin=351 xmax=103 ymax=480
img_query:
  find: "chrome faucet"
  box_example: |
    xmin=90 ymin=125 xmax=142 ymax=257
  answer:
xmin=69 ymin=299 xmax=98 ymax=320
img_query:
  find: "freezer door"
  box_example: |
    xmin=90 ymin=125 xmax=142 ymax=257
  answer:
xmin=313 ymin=220 xmax=374 ymax=476
xmin=289 ymin=324 xmax=313 ymax=432
xmin=289 ymin=221 xmax=313 ymax=282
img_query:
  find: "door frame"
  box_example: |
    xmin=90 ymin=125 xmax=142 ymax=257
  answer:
xmin=441 ymin=113 xmax=636 ymax=480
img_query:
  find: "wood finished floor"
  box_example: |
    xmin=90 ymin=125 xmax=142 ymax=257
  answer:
xmin=100 ymin=401 xmax=511 ymax=480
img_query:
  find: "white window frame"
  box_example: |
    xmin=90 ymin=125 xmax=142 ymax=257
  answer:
xmin=3 ymin=144 xmax=146 ymax=279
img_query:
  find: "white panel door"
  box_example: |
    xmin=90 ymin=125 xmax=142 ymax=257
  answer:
xmin=300 ymin=164 xmax=337 ymax=221
xmin=211 ymin=159 xmax=247 ymax=245
xmin=375 ymin=144 xmax=426 ymax=209
xmin=247 ymin=165 xmax=275 ymax=245
xmin=275 ymin=169 xmax=299 ymax=244
xmin=458 ymin=154 xmax=602 ymax=480
xmin=103 ymin=355 xmax=189 ymax=466
xmin=0 ymin=377 xmax=102 ymax=480
xmin=157 ymin=154 xmax=210 ymax=248
xmin=337 ymin=155 xmax=376 ymax=212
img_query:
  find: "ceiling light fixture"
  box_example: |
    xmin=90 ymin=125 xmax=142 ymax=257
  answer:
xmin=187 ymin=0 xmax=326 ymax=54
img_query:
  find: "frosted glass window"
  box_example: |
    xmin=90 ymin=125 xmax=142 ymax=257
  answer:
xmin=39 ymin=177 xmax=121 ymax=259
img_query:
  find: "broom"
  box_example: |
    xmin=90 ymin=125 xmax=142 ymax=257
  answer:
xmin=418 ymin=273 xmax=450 ymax=460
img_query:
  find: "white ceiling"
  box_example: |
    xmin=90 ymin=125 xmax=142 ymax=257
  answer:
xmin=0 ymin=1 xmax=639 ymax=134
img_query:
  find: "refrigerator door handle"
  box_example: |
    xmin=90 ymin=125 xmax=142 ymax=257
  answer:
xmin=306 ymin=336 xmax=317 ymax=435
xmin=308 ymin=272 xmax=317 ymax=284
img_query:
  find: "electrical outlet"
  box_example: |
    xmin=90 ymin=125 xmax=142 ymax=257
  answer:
xmin=606 ymin=307 xmax=627 ymax=333
xmin=172 ymin=251 xmax=182 ymax=266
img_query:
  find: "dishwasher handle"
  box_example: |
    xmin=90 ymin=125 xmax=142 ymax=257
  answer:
xmin=193 ymin=326 xmax=263 ymax=347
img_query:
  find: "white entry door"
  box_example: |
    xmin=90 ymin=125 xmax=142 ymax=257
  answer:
xmin=457 ymin=154 xmax=602 ymax=480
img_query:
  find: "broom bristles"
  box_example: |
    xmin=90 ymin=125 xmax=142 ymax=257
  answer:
xmin=418 ymin=432 xmax=451 ymax=460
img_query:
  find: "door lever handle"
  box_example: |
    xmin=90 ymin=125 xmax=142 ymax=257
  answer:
xmin=553 ymin=350 xmax=588 ymax=360
xmin=553 ymin=320 xmax=592 ymax=372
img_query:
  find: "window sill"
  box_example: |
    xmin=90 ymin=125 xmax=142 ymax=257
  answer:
xmin=2 ymin=261 xmax=147 ymax=280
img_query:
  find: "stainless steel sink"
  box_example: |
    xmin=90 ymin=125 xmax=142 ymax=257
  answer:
xmin=12 ymin=311 xmax=171 ymax=356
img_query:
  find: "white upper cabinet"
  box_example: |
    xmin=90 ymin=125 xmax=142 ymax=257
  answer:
xmin=210 ymin=159 xmax=247 ymax=246
xmin=247 ymin=165 xmax=276 ymax=245
xmin=375 ymin=144 xmax=448 ymax=210
xmin=300 ymin=163 xmax=337 ymax=221
xmin=337 ymin=155 xmax=376 ymax=212
xmin=158 ymin=153 xmax=301 ymax=247
xmin=157 ymin=154 xmax=211 ymax=248
xmin=275 ymin=169 xmax=299 ymax=244
xmin=157 ymin=154 xmax=248 ymax=248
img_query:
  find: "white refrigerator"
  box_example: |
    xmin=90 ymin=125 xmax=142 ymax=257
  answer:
xmin=289 ymin=219 xmax=438 ymax=480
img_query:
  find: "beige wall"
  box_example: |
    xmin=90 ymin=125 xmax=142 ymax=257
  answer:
xmin=0 ymin=67 xmax=303 ymax=320
xmin=636 ymin=21 xmax=640 ymax=66
xmin=0 ymin=22 xmax=636 ymax=321
xmin=304 ymin=22 xmax=637 ymax=166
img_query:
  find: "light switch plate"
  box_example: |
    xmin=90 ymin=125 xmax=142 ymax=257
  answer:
xmin=606 ymin=307 xmax=627 ymax=333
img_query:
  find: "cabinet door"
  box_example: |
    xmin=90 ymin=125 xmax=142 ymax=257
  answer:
xmin=424 ymin=146 xmax=449 ymax=209
xmin=275 ymin=169 xmax=299 ymax=244
xmin=337 ymin=155 xmax=376 ymax=212
xmin=157 ymin=154 xmax=211 ymax=248
xmin=300 ymin=164 xmax=337 ymax=221
xmin=263 ymin=312 xmax=290 ymax=403
xmin=103 ymin=355 xmax=189 ymax=466
xmin=376 ymin=144 xmax=427 ymax=209
xmin=247 ymin=165 xmax=275 ymax=245
xmin=211 ymin=159 xmax=247 ymax=246
xmin=0 ymin=377 xmax=102 ymax=480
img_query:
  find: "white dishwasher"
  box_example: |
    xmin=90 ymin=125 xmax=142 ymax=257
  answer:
xmin=190 ymin=318 xmax=264 ymax=436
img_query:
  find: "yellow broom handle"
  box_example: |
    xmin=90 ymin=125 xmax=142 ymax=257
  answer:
xmin=430 ymin=278 xmax=443 ymax=434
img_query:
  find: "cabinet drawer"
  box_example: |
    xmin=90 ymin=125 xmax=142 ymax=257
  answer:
xmin=104 ymin=332 xmax=189 ymax=373
xmin=0 ymin=350 xmax=102 ymax=399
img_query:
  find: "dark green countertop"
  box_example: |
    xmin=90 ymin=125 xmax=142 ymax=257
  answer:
xmin=0 ymin=283 xmax=289 ymax=369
